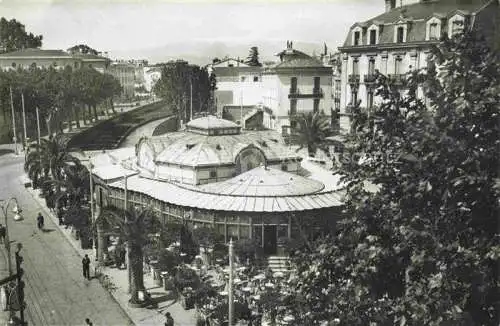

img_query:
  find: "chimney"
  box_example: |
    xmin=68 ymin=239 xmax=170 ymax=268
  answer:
xmin=385 ymin=0 xmax=396 ymax=12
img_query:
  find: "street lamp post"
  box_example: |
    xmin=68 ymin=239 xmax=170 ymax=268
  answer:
xmin=228 ymin=238 xmax=234 ymax=326
xmin=0 ymin=198 xmax=23 ymax=276
xmin=123 ymin=173 xmax=132 ymax=294
xmin=9 ymin=87 xmax=18 ymax=156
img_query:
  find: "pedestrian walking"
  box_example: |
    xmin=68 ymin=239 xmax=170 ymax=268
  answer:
xmin=36 ymin=212 xmax=44 ymax=230
xmin=57 ymin=207 xmax=64 ymax=225
xmin=0 ymin=224 xmax=5 ymax=243
xmin=84 ymin=318 xmax=93 ymax=325
xmin=165 ymin=312 xmax=174 ymax=326
xmin=82 ymin=254 xmax=91 ymax=280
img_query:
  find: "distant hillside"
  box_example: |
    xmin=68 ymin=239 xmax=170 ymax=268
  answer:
xmin=108 ymin=40 xmax=333 ymax=65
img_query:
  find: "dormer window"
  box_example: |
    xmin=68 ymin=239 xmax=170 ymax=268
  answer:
xmin=448 ymin=14 xmax=465 ymax=37
xmin=396 ymin=26 xmax=405 ymax=43
xmin=367 ymin=24 xmax=380 ymax=45
xmin=369 ymin=30 xmax=377 ymax=45
xmin=429 ymin=23 xmax=439 ymax=39
xmin=426 ymin=17 xmax=442 ymax=41
xmin=352 ymin=26 xmax=363 ymax=46
xmin=354 ymin=31 xmax=361 ymax=46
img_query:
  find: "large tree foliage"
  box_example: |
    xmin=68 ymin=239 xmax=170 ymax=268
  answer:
xmin=284 ymin=32 xmax=499 ymax=325
xmin=153 ymin=61 xmax=211 ymax=123
xmin=1 ymin=66 xmax=121 ymax=141
xmin=291 ymin=111 xmax=332 ymax=157
xmin=245 ymin=46 xmax=262 ymax=67
xmin=99 ymin=206 xmax=158 ymax=304
xmin=0 ymin=17 xmax=42 ymax=53
xmin=67 ymin=44 xmax=99 ymax=55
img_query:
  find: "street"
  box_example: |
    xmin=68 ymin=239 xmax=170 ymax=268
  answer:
xmin=0 ymin=148 xmax=133 ymax=326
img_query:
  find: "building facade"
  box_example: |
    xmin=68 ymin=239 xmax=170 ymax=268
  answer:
xmin=144 ymin=66 xmax=162 ymax=92
xmin=209 ymin=42 xmax=334 ymax=134
xmin=0 ymin=48 xmax=110 ymax=71
xmin=338 ymin=0 xmax=499 ymax=131
xmin=108 ymin=60 xmax=136 ymax=100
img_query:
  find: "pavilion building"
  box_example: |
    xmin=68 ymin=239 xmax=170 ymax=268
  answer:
xmin=91 ymin=116 xmax=344 ymax=256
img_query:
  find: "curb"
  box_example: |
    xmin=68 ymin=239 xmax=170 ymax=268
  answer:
xmin=21 ymin=179 xmax=136 ymax=326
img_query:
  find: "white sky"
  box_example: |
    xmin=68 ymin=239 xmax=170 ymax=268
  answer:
xmin=0 ymin=0 xmax=383 ymax=55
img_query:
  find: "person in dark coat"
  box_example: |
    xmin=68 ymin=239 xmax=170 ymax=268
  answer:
xmin=36 ymin=212 xmax=44 ymax=230
xmin=165 ymin=312 xmax=174 ymax=326
xmin=85 ymin=318 xmax=93 ymax=325
xmin=57 ymin=207 xmax=64 ymax=225
xmin=82 ymin=254 xmax=91 ymax=280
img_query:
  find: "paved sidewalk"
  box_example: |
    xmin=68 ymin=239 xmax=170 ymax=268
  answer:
xmin=23 ymin=180 xmax=197 ymax=326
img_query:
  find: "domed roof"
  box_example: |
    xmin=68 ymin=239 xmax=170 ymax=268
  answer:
xmin=187 ymin=116 xmax=240 ymax=130
xmin=198 ymin=165 xmax=324 ymax=197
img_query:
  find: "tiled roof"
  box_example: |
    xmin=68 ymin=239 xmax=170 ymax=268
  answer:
xmin=198 ymin=166 xmax=325 ymax=196
xmin=275 ymin=49 xmax=325 ymax=68
xmin=186 ymin=116 xmax=239 ymax=130
xmin=71 ymin=53 xmax=110 ymax=61
xmin=367 ymin=0 xmax=489 ymax=24
xmin=150 ymin=129 xmax=301 ymax=166
xmin=342 ymin=0 xmax=492 ymax=47
xmin=108 ymin=169 xmax=343 ymax=212
xmin=0 ymin=48 xmax=72 ymax=58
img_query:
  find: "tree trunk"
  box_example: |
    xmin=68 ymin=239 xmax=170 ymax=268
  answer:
xmin=129 ymin=242 xmax=145 ymax=303
xmin=74 ymin=106 xmax=81 ymax=129
xmin=66 ymin=104 xmax=73 ymax=132
xmin=45 ymin=118 xmax=52 ymax=139
xmin=87 ymin=105 xmax=93 ymax=123
xmin=97 ymin=220 xmax=106 ymax=264
xmin=92 ymin=105 xmax=98 ymax=121
xmin=110 ymin=98 xmax=116 ymax=114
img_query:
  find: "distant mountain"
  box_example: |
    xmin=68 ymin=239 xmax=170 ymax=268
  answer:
xmin=108 ymin=40 xmax=332 ymax=66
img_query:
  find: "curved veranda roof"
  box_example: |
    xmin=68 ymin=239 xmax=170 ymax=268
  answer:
xmin=108 ymin=166 xmax=343 ymax=212
xmin=139 ymin=130 xmax=301 ymax=167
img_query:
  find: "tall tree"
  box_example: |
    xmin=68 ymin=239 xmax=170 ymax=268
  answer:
xmin=0 ymin=17 xmax=42 ymax=53
xmin=67 ymin=44 xmax=99 ymax=55
xmin=153 ymin=62 xmax=211 ymax=123
xmin=292 ymin=111 xmax=331 ymax=157
xmin=99 ymin=206 xmax=157 ymax=305
xmin=245 ymin=46 xmax=262 ymax=67
xmin=283 ymin=31 xmax=500 ymax=325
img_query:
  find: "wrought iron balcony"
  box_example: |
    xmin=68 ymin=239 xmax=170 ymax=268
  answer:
xmin=288 ymin=88 xmax=324 ymax=99
xmin=348 ymin=74 xmax=360 ymax=85
xmin=364 ymin=74 xmax=377 ymax=84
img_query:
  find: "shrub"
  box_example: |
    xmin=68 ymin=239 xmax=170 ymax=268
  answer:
xmin=157 ymin=249 xmax=181 ymax=274
xmin=175 ymin=265 xmax=200 ymax=291
xmin=234 ymin=238 xmax=261 ymax=264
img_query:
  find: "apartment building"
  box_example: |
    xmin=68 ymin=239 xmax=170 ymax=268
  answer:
xmin=338 ymin=0 xmax=499 ymax=132
xmin=107 ymin=60 xmax=136 ymax=100
xmin=209 ymin=42 xmax=333 ymax=134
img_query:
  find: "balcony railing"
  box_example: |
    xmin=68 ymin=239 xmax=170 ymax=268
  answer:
xmin=364 ymin=74 xmax=377 ymax=84
xmin=388 ymin=74 xmax=406 ymax=85
xmin=348 ymin=74 xmax=360 ymax=84
xmin=288 ymin=88 xmax=324 ymax=99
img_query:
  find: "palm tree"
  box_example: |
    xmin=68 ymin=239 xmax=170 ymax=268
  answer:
xmin=291 ymin=111 xmax=332 ymax=157
xmin=25 ymin=135 xmax=74 ymax=184
xmin=97 ymin=206 xmax=157 ymax=305
xmin=49 ymin=160 xmax=90 ymax=225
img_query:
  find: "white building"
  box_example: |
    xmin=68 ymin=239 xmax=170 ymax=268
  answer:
xmin=338 ymin=0 xmax=499 ymax=132
xmin=144 ymin=66 xmax=162 ymax=92
xmin=209 ymin=42 xmax=334 ymax=134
